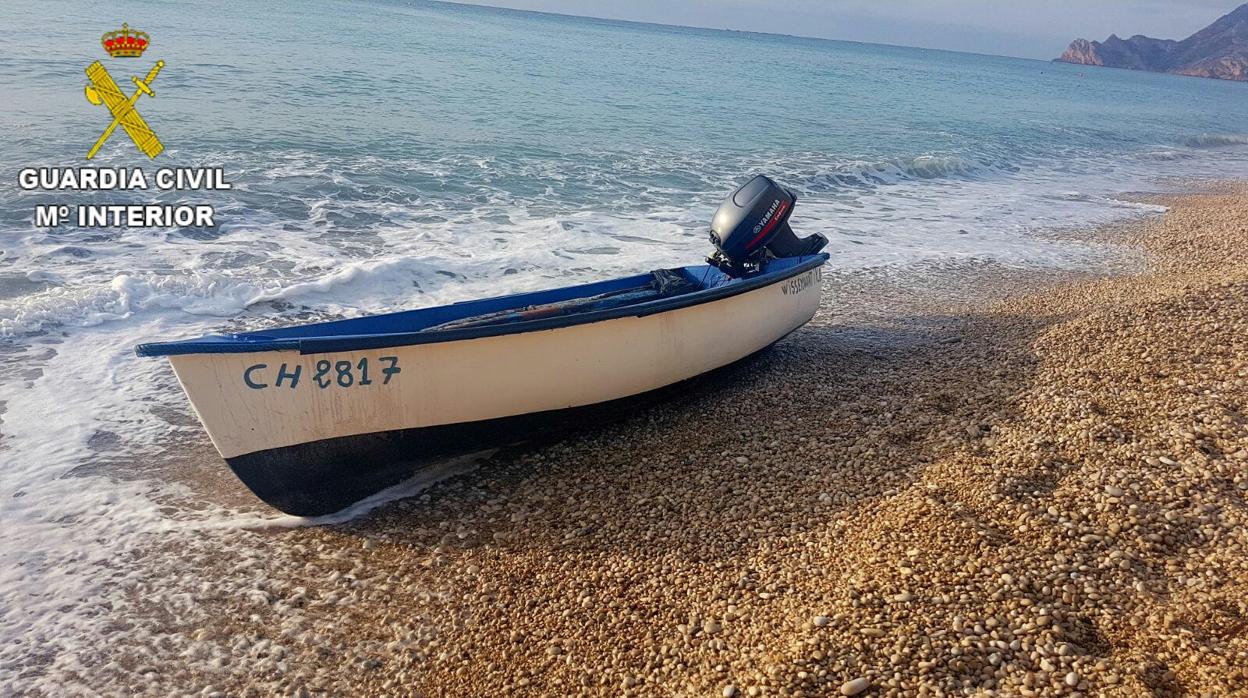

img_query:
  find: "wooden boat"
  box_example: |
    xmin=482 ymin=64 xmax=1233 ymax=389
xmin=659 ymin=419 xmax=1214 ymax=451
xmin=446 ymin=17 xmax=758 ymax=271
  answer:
xmin=137 ymin=176 xmax=829 ymax=515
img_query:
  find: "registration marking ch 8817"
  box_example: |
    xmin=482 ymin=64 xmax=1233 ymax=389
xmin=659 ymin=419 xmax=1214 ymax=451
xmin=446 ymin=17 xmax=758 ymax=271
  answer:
xmin=243 ymin=355 xmax=400 ymax=391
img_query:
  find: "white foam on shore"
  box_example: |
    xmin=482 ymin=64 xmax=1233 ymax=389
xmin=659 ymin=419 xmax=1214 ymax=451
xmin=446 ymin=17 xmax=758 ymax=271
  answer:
xmin=0 ymin=170 xmax=1178 ymax=339
xmin=0 ymin=324 xmax=187 ymax=691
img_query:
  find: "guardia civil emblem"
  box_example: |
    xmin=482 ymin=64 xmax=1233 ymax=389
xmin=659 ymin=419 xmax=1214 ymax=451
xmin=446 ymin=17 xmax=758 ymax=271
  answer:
xmin=83 ymin=23 xmax=165 ymax=159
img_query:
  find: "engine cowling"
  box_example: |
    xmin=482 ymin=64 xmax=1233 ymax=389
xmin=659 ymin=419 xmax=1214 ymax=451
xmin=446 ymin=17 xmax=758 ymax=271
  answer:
xmin=707 ymin=175 xmax=827 ymax=276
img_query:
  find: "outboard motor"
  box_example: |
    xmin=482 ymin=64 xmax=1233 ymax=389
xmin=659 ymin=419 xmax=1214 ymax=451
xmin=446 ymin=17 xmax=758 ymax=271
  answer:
xmin=707 ymin=175 xmax=827 ymax=277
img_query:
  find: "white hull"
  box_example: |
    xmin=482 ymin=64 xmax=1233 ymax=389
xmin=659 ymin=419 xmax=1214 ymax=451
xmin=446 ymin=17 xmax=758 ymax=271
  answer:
xmin=168 ymin=264 xmax=823 ymax=461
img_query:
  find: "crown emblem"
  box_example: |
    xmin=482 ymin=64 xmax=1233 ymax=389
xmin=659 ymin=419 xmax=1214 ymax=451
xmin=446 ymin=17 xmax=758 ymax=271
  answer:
xmin=101 ymin=23 xmax=150 ymax=58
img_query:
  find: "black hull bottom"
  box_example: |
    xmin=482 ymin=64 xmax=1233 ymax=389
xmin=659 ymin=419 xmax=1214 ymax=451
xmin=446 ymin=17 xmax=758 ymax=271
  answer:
xmin=225 ymin=345 xmax=777 ymax=516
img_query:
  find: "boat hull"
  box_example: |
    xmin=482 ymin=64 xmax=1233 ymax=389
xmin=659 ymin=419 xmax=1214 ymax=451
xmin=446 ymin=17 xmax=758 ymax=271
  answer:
xmin=224 ymin=350 xmax=766 ymax=515
xmin=167 ymin=263 xmax=823 ymax=515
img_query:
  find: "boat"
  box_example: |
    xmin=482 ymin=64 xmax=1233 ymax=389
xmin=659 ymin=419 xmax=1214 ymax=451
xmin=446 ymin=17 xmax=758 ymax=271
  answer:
xmin=137 ymin=175 xmax=830 ymax=515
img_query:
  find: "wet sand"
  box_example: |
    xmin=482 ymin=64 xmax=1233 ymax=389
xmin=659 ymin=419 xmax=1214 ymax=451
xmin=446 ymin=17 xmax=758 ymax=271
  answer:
xmin=25 ymin=187 xmax=1248 ymax=696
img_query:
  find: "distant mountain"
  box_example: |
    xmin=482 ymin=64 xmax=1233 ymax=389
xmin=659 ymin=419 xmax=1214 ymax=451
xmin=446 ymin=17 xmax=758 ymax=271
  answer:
xmin=1056 ymin=3 xmax=1248 ymax=81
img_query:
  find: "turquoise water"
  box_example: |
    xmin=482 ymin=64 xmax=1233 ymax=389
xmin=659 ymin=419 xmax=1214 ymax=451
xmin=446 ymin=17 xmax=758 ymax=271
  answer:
xmin=2 ymin=0 xmax=1248 ymax=684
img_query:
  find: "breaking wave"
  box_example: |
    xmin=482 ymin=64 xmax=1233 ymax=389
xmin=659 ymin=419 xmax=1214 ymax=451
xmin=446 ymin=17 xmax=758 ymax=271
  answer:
xmin=1182 ymin=133 xmax=1248 ymax=148
xmin=782 ymin=154 xmax=995 ymax=191
xmin=0 ymin=259 xmax=453 ymax=337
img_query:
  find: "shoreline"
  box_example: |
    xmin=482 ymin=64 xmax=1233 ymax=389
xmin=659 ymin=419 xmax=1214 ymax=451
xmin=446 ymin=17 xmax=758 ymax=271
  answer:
xmin=12 ymin=185 xmax=1248 ymax=695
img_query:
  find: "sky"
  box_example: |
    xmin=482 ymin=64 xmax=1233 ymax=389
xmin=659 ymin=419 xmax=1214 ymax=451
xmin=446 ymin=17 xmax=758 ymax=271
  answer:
xmin=444 ymin=0 xmax=1247 ymax=60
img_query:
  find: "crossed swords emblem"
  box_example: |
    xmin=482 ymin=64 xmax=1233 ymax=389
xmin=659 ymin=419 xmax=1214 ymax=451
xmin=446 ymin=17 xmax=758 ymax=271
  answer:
xmin=83 ymin=60 xmax=165 ymax=159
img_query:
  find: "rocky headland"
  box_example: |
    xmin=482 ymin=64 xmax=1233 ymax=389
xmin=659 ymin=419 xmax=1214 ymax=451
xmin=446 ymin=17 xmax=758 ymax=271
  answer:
xmin=1057 ymin=4 xmax=1248 ymax=81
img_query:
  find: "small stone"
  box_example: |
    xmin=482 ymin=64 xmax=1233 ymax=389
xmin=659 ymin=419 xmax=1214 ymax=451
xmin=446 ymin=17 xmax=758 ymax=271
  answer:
xmin=735 ymin=456 xmax=749 ymax=464
xmin=1104 ymin=485 xmax=1124 ymax=497
xmin=1065 ymin=671 xmax=1081 ymax=687
xmin=840 ymin=677 xmax=871 ymax=696
xmin=722 ymin=685 xmax=738 ymax=698
xmin=622 ymin=675 xmax=637 ymax=688
xmin=813 ymin=615 xmax=831 ymax=627
xmin=893 ymin=592 xmax=914 ymax=603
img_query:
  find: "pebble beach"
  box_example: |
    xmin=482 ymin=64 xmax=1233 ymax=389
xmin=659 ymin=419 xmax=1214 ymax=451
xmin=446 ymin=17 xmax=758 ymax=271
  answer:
xmin=12 ymin=185 xmax=1248 ymax=696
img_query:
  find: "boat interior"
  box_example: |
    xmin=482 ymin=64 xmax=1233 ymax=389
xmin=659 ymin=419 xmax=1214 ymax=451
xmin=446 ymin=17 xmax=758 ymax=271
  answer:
xmin=135 ymin=256 xmax=822 ymax=356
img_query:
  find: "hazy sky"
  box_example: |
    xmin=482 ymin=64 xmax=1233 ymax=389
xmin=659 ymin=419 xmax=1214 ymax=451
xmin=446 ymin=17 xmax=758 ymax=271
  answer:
xmin=445 ymin=0 xmax=1246 ymax=59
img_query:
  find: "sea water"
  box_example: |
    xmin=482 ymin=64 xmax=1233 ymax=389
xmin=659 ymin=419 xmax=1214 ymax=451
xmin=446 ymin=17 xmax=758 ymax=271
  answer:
xmin=2 ymin=0 xmax=1248 ymax=685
